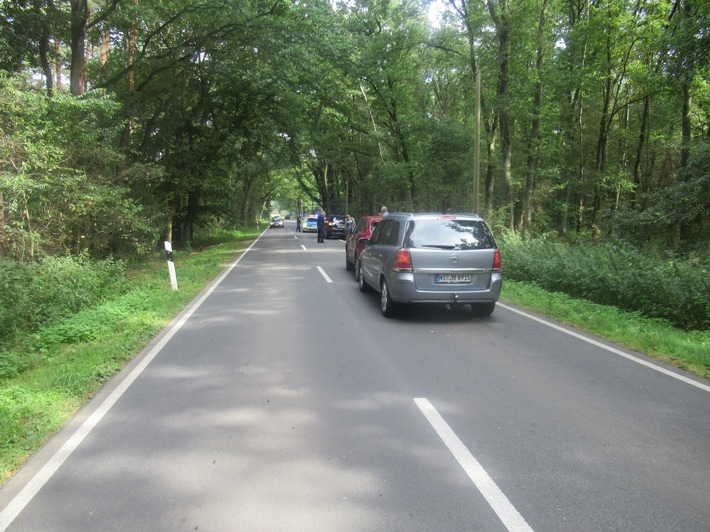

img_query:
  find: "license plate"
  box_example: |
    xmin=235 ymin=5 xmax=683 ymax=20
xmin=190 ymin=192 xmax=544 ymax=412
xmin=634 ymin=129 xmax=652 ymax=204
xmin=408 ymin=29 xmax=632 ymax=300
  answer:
xmin=435 ymin=273 xmax=472 ymax=284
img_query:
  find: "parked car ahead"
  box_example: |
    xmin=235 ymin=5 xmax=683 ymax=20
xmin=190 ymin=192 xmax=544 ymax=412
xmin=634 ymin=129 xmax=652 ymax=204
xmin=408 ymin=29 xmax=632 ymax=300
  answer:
xmin=356 ymin=212 xmax=502 ymax=317
xmin=325 ymin=214 xmax=348 ymax=239
xmin=270 ymin=216 xmax=284 ymax=228
xmin=345 ymin=215 xmax=383 ymax=272
xmin=302 ymin=215 xmax=318 ymax=233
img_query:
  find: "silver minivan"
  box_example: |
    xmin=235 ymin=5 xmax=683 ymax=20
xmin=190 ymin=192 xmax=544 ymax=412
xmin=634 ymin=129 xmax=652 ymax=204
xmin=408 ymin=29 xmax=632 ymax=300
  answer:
xmin=356 ymin=213 xmax=502 ymax=316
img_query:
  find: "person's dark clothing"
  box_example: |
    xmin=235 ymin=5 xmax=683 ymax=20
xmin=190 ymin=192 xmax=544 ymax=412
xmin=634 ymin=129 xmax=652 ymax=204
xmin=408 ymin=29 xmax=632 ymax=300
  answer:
xmin=296 ymin=216 xmax=302 ymax=232
xmin=316 ymin=213 xmax=326 ymax=242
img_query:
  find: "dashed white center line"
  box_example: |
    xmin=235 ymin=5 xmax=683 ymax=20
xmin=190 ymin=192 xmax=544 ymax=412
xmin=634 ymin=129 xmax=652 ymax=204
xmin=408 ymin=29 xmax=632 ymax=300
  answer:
xmin=317 ymin=266 xmax=333 ymax=283
xmin=414 ymin=398 xmax=534 ymax=532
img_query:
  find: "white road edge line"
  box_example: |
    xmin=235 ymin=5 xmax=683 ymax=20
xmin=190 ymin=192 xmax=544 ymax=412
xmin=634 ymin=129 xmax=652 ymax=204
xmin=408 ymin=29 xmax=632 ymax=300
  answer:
xmin=0 ymin=235 xmax=265 ymax=532
xmin=497 ymin=303 xmax=710 ymax=393
xmin=414 ymin=398 xmax=534 ymax=532
xmin=317 ymin=266 xmax=333 ymax=283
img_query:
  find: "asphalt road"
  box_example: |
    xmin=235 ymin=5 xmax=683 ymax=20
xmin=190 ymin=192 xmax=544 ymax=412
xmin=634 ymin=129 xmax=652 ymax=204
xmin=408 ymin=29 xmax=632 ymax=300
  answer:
xmin=1 ymin=221 xmax=708 ymax=531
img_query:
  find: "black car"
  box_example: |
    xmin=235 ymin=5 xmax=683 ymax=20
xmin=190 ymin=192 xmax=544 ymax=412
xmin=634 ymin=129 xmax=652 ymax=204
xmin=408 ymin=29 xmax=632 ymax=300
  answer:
xmin=325 ymin=215 xmax=348 ymax=239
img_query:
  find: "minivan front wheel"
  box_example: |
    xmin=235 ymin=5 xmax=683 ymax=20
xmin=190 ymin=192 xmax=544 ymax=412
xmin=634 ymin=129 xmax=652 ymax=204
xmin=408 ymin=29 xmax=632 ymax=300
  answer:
xmin=380 ymin=278 xmax=397 ymax=317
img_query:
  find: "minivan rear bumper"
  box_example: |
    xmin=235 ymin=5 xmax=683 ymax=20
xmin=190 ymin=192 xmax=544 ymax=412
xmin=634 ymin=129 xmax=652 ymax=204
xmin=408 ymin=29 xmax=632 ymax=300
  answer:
xmin=388 ymin=272 xmax=502 ymax=304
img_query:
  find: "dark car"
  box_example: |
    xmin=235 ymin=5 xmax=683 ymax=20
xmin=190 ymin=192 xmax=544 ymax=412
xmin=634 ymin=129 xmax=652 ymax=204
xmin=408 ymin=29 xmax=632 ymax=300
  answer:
xmin=269 ymin=215 xmax=284 ymax=228
xmin=325 ymin=214 xmax=348 ymax=239
xmin=356 ymin=213 xmax=502 ymax=317
xmin=345 ymin=215 xmax=383 ymax=272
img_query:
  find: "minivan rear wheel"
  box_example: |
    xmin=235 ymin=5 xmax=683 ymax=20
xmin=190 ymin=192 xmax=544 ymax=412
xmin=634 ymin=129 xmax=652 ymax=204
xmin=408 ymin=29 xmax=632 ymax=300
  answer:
xmin=471 ymin=302 xmax=495 ymax=317
xmin=357 ymin=260 xmax=371 ymax=293
xmin=380 ymin=278 xmax=397 ymax=317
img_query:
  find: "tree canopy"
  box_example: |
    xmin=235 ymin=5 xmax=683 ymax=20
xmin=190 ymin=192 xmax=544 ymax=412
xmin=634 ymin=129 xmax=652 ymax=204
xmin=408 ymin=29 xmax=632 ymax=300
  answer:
xmin=1 ymin=0 xmax=708 ymax=257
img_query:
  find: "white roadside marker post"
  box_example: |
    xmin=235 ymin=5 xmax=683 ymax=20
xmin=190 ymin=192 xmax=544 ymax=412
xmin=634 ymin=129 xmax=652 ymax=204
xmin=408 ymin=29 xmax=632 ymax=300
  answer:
xmin=164 ymin=241 xmax=179 ymax=291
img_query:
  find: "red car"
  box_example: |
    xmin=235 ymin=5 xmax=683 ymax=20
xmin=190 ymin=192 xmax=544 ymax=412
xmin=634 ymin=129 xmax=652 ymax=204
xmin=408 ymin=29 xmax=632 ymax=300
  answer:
xmin=345 ymin=215 xmax=384 ymax=273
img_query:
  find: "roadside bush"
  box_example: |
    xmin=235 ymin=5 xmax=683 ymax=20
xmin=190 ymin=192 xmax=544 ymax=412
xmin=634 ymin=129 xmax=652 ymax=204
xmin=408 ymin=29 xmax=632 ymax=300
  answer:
xmin=500 ymin=234 xmax=710 ymax=331
xmin=0 ymin=255 xmax=128 ymax=348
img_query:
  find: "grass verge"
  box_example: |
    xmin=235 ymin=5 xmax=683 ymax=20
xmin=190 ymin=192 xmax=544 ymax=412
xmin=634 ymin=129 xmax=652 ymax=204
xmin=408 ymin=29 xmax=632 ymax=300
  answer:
xmin=501 ymin=281 xmax=709 ymax=379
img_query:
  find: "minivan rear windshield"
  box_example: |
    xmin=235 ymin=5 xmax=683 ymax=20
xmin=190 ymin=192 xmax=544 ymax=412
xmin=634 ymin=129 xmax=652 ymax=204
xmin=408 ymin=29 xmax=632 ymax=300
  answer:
xmin=406 ymin=219 xmax=495 ymax=250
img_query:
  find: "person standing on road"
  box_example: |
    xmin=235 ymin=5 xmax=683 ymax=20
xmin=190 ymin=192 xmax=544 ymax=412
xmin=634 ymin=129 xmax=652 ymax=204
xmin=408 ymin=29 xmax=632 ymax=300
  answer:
xmin=345 ymin=214 xmax=355 ymax=233
xmin=317 ymin=211 xmax=326 ymax=242
xmin=380 ymin=205 xmax=389 ymax=216
xmin=296 ymin=214 xmax=302 ymax=232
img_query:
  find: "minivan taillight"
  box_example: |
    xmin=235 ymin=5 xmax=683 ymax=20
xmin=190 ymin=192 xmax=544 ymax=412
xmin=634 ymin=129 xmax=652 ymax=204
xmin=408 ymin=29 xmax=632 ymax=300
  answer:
xmin=393 ymin=248 xmax=413 ymax=272
xmin=493 ymin=249 xmax=502 ymax=271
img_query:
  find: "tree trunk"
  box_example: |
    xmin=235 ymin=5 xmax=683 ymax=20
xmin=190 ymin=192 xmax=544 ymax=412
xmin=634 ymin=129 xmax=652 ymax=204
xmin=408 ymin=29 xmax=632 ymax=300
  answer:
xmin=242 ymin=172 xmax=256 ymax=226
xmin=54 ymin=40 xmax=63 ymax=91
xmin=400 ymin=137 xmax=416 ymax=207
xmin=559 ymin=5 xmax=587 ymax=236
xmin=359 ymin=84 xmax=384 ymax=162
xmin=100 ymin=29 xmax=109 ymax=68
xmin=165 ymin=217 xmax=173 ymax=245
xmin=487 ymin=0 xmax=513 ymax=229
xmin=485 ymin=117 xmax=497 ymax=211
xmin=681 ymin=82 xmax=691 ymax=168
xmin=182 ymin=192 xmax=198 ymax=245
xmin=632 ymin=95 xmax=650 ymax=206
xmin=323 ymin=162 xmax=330 ymax=213
xmin=120 ymin=3 xmax=138 ymax=151
xmin=679 ymin=0 xmax=695 ymax=167
xmin=592 ymin=33 xmax=613 ymax=227
xmin=576 ymin=88 xmax=586 ymax=232
xmin=523 ymin=0 xmax=550 ymax=233
xmin=70 ymin=0 xmax=88 ymax=95
xmin=560 ymin=187 xmax=570 ymax=236
xmin=456 ymin=0 xmax=494 ymax=214
xmin=37 ymin=0 xmax=54 ymax=97
xmin=127 ymin=1 xmax=137 ymax=94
